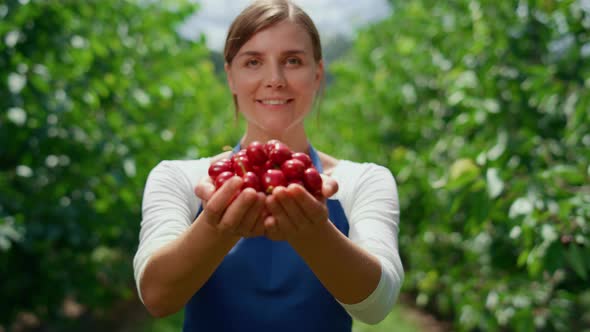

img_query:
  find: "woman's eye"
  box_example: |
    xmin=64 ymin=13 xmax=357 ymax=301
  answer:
xmin=246 ymin=59 xmax=260 ymax=67
xmin=286 ymin=57 xmax=302 ymax=65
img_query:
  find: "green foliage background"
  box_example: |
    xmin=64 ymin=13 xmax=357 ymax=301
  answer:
xmin=1 ymin=0 xmax=235 ymax=328
xmin=311 ymin=0 xmax=590 ymax=331
xmin=1 ymin=0 xmax=589 ymax=331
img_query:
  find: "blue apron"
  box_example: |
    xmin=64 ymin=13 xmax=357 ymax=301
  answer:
xmin=183 ymin=144 xmax=352 ymax=332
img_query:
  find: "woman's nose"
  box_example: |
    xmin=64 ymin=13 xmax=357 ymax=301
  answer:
xmin=265 ymin=64 xmax=286 ymax=88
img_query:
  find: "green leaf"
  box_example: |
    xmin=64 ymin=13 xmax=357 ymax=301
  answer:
xmin=567 ymin=245 xmax=588 ymax=280
xmin=540 ymin=164 xmax=586 ymax=185
xmin=447 ymin=158 xmax=480 ymax=190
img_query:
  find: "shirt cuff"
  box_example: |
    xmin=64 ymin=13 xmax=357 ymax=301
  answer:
xmin=337 ymin=255 xmax=402 ymax=324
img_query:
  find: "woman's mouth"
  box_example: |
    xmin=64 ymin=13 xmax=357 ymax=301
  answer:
xmin=257 ymin=99 xmax=294 ymax=106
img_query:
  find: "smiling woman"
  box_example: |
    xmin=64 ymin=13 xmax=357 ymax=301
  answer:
xmin=132 ymin=1 xmax=404 ymax=331
xmin=224 ymin=19 xmax=323 ymax=149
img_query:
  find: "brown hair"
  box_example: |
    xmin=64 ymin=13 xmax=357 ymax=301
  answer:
xmin=224 ymin=0 xmax=322 ymax=65
xmin=224 ymin=0 xmax=325 ymax=116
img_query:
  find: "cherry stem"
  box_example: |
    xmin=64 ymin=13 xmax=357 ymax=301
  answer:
xmin=238 ymin=160 xmax=247 ymax=175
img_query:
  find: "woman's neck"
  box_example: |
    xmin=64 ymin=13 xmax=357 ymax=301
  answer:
xmin=241 ymin=127 xmax=310 ymax=153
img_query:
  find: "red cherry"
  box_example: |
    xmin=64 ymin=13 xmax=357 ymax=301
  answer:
xmin=262 ymin=169 xmax=287 ymax=194
xmin=208 ymin=159 xmax=233 ymax=179
xmin=233 ymin=155 xmax=252 ymax=176
xmin=242 ymin=171 xmax=262 ymax=192
xmin=291 ymin=152 xmax=312 ymax=168
xmin=303 ymin=168 xmax=322 ymax=195
xmin=281 ymin=159 xmax=306 ymax=181
xmin=231 ymin=150 xmax=247 ymax=164
xmin=264 ymin=159 xmax=279 ymax=171
xmin=269 ymin=143 xmax=292 ymax=166
xmin=246 ymin=141 xmax=267 ymax=166
xmin=215 ymin=171 xmax=235 ymax=189
xmin=252 ymin=164 xmax=265 ymax=178
xmin=264 ymin=139 xmax=281 ymax=154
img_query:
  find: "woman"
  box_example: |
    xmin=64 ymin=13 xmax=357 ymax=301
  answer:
xmin=133 ymin=1 xmax=404 ymax=331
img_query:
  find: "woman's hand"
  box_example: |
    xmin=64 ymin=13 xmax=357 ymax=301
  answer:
xmin=194 ymin=176 xmax=267 ymax=238
xmin=264 ymin=175 xmax=339 ymax=241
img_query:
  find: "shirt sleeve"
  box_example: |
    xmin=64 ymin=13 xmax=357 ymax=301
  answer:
xmin=335 ymin=162 xmax=404 ymax=324
xmin=132 ymin=160 xmax=205 ymax=304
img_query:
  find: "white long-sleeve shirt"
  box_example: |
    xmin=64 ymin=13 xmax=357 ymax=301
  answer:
xmin=133 ymin=157 xmax=404 ymax=324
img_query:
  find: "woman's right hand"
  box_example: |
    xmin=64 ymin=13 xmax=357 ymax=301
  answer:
xmin=194 ymin=176 xmax=267 ymax=238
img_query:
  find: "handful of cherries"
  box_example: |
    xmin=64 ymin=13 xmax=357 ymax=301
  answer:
xmin=208 ymin=140 xmax=323 ymax=196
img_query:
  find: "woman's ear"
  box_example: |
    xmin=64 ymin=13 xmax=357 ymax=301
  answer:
xmin=314 ymin=60 xmax=324 ymax=88
xmin=225 ymin=62 xmax=236 ymax=93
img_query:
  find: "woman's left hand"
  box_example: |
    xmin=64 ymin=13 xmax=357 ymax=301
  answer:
xmin=264 ymin=175 xmax=338 ymax=241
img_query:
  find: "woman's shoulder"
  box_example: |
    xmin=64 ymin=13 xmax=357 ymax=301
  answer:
xmin=152 ymin=151 xmax=230 ymax=173
xmin=329 ymin=157 xmax=396 ymax=191
xmin=320 ymin=153 xmax=390 ymax=176
xmin=153 ymin=157 xmax=209 ymax=174
xmin=148 ymin=154 xmax=226 ymax=189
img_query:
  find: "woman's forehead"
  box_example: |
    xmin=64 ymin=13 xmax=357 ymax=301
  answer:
xmin=239 ymin=20 xmax=314 ymax=53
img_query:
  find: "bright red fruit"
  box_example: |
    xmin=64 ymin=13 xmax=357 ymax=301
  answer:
xmin=281 ymin=159 xmax=306 ymax=180
xmin=269 ymin=143 xmax=292 ymax=166
xmin=291 ymin=152 xmax=312 ymax=168
xmin=235 ymin=149 xmax=248 ymax=157
xmin=246 ymin=141 xmax=267 ymax=165
xmin=242 ymin=172 xmax=262 ymax=191
xmin=210 ymin=140 xmax=324 ymax=198
xmin=264 ymin=139 xmax=281 ymax=154
xmin=252 ymin=164 xmax=265 ymax=177
xmin=303 ymin=168 xmax=322 ymax=195
xmin=262 ymin=169 xmax=287 ymax=194
xmin=232 ymin=155 xmax=252 ymax=176
xmin=208 ymin=159 xmax=233 ymax=179
xmin=215 ymin=171 xmax=235 ymax=189
xmin=231 ymin=149 xmax=247 ymax=164
xmin=264 ymin=159 xmax=279 ymax=171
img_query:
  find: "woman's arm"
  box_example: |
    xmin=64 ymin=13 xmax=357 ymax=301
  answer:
xmin=265 ymin=184 xmax=382 ymax=304
xmin=288 ymin=216 xmax=383 ymax=304
xmin=134 ymin=161 xmax=265 ymax=317
xmin=265 ymin=162 xmax=404 ymax=324
xmin=140 ymin=209 xmax=239 ymax=317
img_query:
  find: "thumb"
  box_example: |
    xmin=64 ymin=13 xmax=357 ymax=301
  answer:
xmin=320 ymin=174 xmax=338 ymax=198
xmin=194 ymin=177 xmax=216 ymax=201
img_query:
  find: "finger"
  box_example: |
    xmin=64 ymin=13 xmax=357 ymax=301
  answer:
xmin=297 ymin=189 xmax=329 ymax=224
xmin=234 ymin=192 xmax=265 ymax=236
xmin=251 ymin=193 xmax=268 ymax=236
xmin=320 ymin=174 xmax=339 ymax=198
xmin=248 ymin=211 xmax=267 ymax=237
xmin=267 ymin=188 xmax=298 ymax=233
xmin=202 ymin=176 xmax=243 ymax=223
xmin=194 ymin=177 xmax=216 ymax=201
xmin=249 ymin=206 xmax=270 ymax=237
xmin=218 ymin=187 xmax=258 ymax=233
xmin=264 ymin=215 xmax=286 ymax=241
xmin=276 ymin=184 xmax=312 ymax=226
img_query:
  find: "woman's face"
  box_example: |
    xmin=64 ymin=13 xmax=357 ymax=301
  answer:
xmin=225 ymin=20 xmax=323 ymax=138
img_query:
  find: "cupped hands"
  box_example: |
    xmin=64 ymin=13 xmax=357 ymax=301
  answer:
xmin=194 ymin=174 xmax=338 ymax=241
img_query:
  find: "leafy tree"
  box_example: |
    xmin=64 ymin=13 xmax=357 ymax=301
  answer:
xmin=1 ymin=0 xmax=233 ymax=327
xmin=312 ymin=0 xmax=590 ymax=330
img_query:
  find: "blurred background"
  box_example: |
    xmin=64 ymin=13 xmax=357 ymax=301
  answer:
xmin=1 ymin=0 xmax=589 ymax=331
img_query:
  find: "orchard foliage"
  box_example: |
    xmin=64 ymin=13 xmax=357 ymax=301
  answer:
xmin=3 ymin=0 xmax=590 ymax=331
xmin=311 ymin=0 xmax=590 ymax=330
xmin=0 ymin=0 xmax=233 ymax=327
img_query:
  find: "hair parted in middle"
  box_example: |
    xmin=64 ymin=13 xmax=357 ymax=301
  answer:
xmin=223 ymin=0 xmax=325 ymax=118
xmin=223 ymin=0 xmax=323 ymax=65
